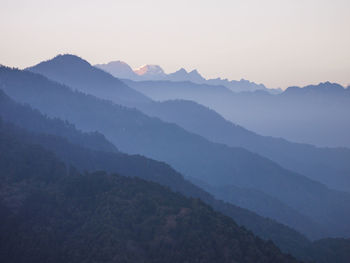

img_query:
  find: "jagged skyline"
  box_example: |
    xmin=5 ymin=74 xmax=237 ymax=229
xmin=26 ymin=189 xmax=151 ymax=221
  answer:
xmin=95 ymin=59 xmax=270 ymax=92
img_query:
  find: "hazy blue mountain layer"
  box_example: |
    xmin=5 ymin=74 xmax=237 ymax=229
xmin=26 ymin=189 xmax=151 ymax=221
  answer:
xmin=125 ymin=79 xmax=350 ymax=148
xmin=30 ymin=55 xmax=350 ymax=194
xmin=2 ymin=66 xmax=350 ymax=240
xmin=136 ymin=99 xmax=350 ymax=193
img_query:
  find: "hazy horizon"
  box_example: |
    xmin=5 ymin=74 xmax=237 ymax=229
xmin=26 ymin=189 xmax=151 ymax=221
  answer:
xmin=1 ymin=0 xmax=350 ymax=89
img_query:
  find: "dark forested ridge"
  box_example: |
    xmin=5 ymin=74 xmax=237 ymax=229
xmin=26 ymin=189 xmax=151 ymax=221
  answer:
xmin=0 ymin=124 xmax=298 ymax=263
xmin=0 ymin=95 xmax=312 ymax=258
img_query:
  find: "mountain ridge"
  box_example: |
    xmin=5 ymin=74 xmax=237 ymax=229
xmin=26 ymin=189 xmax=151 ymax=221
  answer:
xmin=94 ymin=59 xmax=271 ymax=92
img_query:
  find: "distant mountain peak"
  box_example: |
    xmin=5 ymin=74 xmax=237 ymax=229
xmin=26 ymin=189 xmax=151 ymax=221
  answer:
xmin=134 ymin=64 xmax=165 ymax=76
xmin=95 ymin=60 xmax=137 ymax=79
xmin=113 ymin=60 xmax=128 ymax=65
xmin=189 ymin=69 xmax=200 ymax=75
xmin=49 ymin=54 xmax=91 ymax=67
xmin=165 ymin=68 xmax=206 ymax=84
xmin=177 ymin=68 xmax=188 ymax=73
xmin=305 ymin=81 xmax=344 ymax=90
xmin=103 ymin=60 xmax=130 ymax=67
xmin=315 ymin=81 xmax=344 ymax=90
xmin=27 ymin=54 xmax=151 ymax=106
xmin=26 ymin=54 xmax=94 ymax=76
xmin=283 ymin=81 xmax=346 ymax=95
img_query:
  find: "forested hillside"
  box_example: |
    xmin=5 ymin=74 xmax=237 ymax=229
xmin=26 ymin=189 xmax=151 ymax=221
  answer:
xmin=0 ymin=123 xmax=298 ymax=263
xmin=0 ymin=94 xmax=312 ymax=258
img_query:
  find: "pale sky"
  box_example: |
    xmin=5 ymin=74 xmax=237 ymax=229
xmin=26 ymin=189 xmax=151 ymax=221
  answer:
xmin=1 ymin=0 xmax=349 ymax=89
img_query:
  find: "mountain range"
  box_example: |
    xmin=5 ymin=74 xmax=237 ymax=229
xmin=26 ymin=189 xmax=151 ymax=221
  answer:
xmin=2 ymin=64 xmax=327 ymax=240
xmin=28 ymin=55 xmax=350 ymax=193
xmin=1 ymin=55 xmax=350 ymax=240
xmin=95 ymin=60 xmax=276 ymax=93
xmin=1 ymin=53 xmax=350 ymax=262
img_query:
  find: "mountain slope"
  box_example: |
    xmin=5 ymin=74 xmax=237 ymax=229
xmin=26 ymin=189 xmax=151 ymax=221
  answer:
xmin=0 ymin=90 xmax=118 ymax=153
xmin=0 ymin=125 xmax=299 ymax=263
xmin=305 ymin=238 xmax=350 ymax=263
xmin=2 ymin=65 xmax=350 ymax=240
xmin=2 ymin=111 xmax=350 ymax=262
xmin=0 ymin=91 xmax=314 ymax=257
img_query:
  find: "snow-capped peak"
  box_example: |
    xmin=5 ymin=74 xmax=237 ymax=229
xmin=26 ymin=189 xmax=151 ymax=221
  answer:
xmin=134 ymin=65 xmax=165 ymax=76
